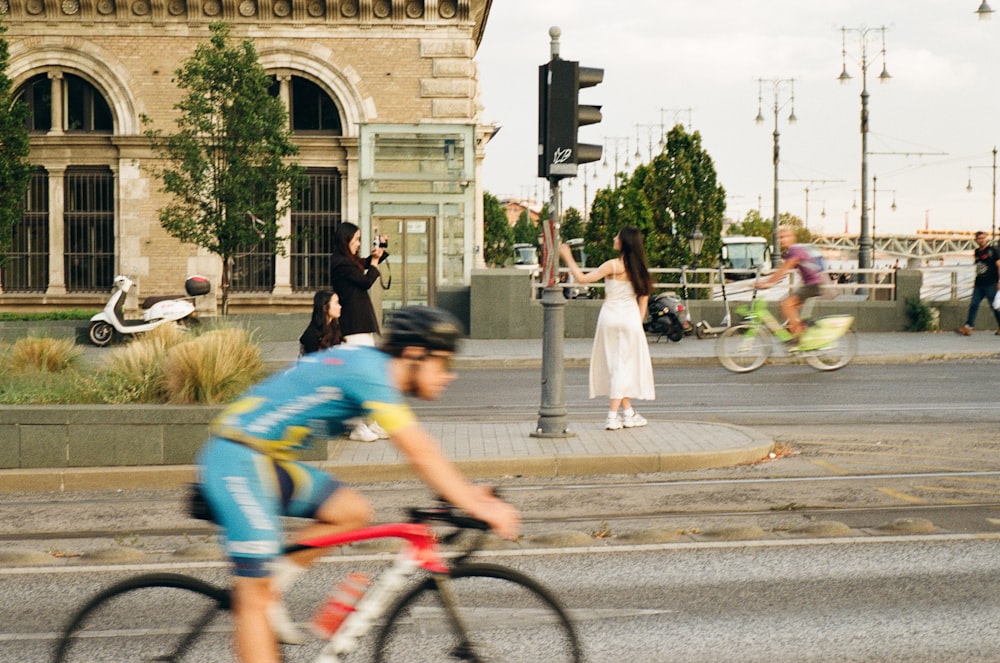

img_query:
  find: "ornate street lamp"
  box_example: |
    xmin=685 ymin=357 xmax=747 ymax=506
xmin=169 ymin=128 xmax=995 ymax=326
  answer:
xmin=965 ymin=147 xmax=998 ymax=241
xmin=976 ymin=1 xmax=994 ymax=20
xmin=688 ymin=228 xmax=705 ymax=271
xmin=838 ymin=25 xmax=891 ymax=279
xmin=755 ymin=78 xmax=797 ymax=267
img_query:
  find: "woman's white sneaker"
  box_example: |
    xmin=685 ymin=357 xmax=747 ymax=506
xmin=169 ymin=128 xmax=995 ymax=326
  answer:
xmin=622 ymin=411 xmax=647 ymax=428
xmin=349 ymin=423 xmax=378 ymax=442
xmin=605 ymin=415 xmax=623 ymax=430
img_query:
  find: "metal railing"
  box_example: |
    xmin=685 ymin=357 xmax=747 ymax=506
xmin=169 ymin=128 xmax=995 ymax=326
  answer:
xmin=539 ymin=265 xmax=899 ymax=302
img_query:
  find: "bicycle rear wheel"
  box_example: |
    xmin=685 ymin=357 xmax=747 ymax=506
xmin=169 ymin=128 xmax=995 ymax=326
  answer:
xmin=805 ymin=328 xmax=857 ymax=371
xmin=716 ymin=323 xmax=773 ymax=373
xmin=374 ymin=563 xmax=582 ymax=663
xmin=53 ymin=572 xmax=231 ymax=663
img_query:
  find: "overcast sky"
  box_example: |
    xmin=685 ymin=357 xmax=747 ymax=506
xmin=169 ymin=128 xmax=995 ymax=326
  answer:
xmin=475 ymin=0 xmax=1000 ymax=238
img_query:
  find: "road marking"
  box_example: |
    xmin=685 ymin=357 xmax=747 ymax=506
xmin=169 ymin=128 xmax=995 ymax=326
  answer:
xmin=876 ymin=488 xmax=926 ymax=504
xmin=810 ymin=459 xmax=848 ymax=474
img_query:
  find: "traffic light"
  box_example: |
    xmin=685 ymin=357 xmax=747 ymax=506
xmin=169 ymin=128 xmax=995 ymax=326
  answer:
xmin=538 ymin=58 xmax=603 ymax=179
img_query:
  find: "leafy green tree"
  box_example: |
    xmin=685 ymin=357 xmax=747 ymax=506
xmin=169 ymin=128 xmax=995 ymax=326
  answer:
xmin=640 ymin=124 xmax=726 ymax=271
xmin=728 ymin=209 xmax=773 ymax=239
xmin=559 ymin=206 xmax=584 ymax=242
xmin=482 ymin=191 xmax=513 ymax=267
xmin=584 ymin=171 xmax=653 ymax=266
xmin=0 ymin=19 xmax=33 ymax=269
xmin=144 ymin=22 xmax=303 ymax=314
xmin=729 ymin=209 xmax=812 ymax=245
xmin=512 ymin=209 xmax=539 ymax=246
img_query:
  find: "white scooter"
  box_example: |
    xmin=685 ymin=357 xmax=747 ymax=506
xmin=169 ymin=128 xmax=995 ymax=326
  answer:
xmin=88 ymin=275 xmax=211 ymax=347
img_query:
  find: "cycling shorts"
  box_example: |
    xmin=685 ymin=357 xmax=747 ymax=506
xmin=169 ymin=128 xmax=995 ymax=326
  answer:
xmin=196 ymin=436 xmax=340 ymax=578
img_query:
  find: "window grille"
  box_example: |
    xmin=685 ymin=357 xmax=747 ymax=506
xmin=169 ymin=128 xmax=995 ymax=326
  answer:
xmin=1 ymin=169 xmax=49 ymax=292
xmin=291 ymin=169 xmax=341 ymax=291
xmin=64 ymin=168 xmax=114 ymax=293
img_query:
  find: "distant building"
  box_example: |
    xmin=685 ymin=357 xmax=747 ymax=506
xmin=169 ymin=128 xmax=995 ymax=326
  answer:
xmin=0 ymin=0 xmax=494 ymax=314
xmin=502 ymin=199 xmax=541 ymax=227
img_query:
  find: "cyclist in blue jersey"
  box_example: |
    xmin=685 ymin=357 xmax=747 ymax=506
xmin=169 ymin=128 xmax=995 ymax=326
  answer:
xmin=196 ymin=306 xmax=520 ymax=663
xmin=755 ymin=226 xmax=831 ymax=336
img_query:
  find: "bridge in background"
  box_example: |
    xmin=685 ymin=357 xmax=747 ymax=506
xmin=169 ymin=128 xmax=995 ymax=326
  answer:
xmin=814 ymin=232 xmax=977 ymax=263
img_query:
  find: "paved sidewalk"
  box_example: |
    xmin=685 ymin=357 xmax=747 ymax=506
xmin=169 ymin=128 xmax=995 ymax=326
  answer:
xmin=16 ymin=330 xmax=998 ymax=493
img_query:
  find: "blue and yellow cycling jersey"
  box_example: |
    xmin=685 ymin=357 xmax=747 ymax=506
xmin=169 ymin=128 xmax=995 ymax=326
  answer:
xmin=210 ymin=345 xmax=415 ymax=460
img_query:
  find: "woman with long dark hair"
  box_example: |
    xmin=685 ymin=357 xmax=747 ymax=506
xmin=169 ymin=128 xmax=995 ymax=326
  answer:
xmin=560 ymin=226 xmax=655 ymax=430
xmin=299 ymin=290 xmax=343 ymax=355
xmin=330 ymin=221 xmax=389 ymax=441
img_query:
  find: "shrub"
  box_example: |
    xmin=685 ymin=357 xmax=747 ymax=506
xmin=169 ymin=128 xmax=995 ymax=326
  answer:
xmin=905 ymin=296 xmax=939 ymax=332
xmin=5 ymin=337 xmax=82 ymax=372
xmin=160 ymin=327 xmax=264 ymax=404
xmin=93 ymin=325 xmax=187 ymax=403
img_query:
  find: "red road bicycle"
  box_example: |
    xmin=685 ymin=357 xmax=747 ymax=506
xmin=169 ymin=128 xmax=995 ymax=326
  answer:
xmin=53 ymin=498 xmax=583 ymax=663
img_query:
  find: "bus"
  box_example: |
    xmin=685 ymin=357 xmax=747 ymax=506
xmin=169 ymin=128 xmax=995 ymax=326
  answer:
xmin=720 ymin=236 xmax=772 ymax=280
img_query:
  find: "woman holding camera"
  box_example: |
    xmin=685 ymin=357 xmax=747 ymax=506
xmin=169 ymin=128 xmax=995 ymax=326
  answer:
xmin=330 ymin=221 xmax=389 ymax=441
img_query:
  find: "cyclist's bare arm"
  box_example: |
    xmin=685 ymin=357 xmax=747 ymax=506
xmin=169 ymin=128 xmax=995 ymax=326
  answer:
xmin=757 ymin=257 xmax=798 ymax=288
xmin=389 ymin=423 xmax=520 ymax=540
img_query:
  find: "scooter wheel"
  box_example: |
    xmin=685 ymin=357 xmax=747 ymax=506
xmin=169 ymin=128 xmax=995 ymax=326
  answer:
xmin=88 ymin=321 xmax=115 ymax=347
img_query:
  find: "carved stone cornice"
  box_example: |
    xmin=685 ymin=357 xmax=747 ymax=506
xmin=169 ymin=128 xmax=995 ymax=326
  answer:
xmin=1 ymin=0 xmax=489 ymax=31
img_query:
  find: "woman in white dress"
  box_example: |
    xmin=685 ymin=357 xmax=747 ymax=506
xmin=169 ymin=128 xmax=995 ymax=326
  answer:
xmin=559 ymin=226 xmax=655 ymax=430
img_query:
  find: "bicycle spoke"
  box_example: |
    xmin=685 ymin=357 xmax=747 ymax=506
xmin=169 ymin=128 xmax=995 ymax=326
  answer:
xmin=54 ymin=574 xmax=232 ymax=663
xmin=375 ymin=564 xmax=582 ymax=663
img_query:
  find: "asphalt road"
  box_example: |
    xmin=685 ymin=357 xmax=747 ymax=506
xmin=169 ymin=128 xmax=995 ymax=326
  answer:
xmin=6 ymin=538 xmax=999 ymax=663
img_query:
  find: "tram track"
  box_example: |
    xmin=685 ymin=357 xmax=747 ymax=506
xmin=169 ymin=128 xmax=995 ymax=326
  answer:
xmin=6 ymin=470 xmax=1000 ymax=543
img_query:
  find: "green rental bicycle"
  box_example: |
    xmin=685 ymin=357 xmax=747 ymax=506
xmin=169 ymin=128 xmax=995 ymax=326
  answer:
xmin=715 ymin=290 xmax=857 ymax=373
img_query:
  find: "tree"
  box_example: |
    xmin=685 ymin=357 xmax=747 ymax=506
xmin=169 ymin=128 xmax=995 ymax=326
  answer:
xmin=640 ymin=124 xmax=726 ymax=270
xmin=559 ymin=206 xmax=584 ymax=242
xmin=482 ymin=191 xmax=513 ymax=267
xmin=0 ymin=18 xmax=33 ymax=270
xmin=730 ymin=209 xmax=812 ymax=243
xmin=144 ymin=22 xmax=303 ymax=314
xmin=512 ymin=209 xmax=539 ymax=246
xmin=584 ymin=171 xmax=653 ymax=266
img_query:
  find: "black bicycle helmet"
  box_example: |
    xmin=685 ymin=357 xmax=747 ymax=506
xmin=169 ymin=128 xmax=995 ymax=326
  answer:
xmin=383 ymin=305 xmax=463 ymax=354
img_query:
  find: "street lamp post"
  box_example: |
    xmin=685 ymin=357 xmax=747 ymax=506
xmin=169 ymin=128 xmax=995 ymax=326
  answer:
xmin=602 ymin=136 xmax=631 ymax=189
xmin=965 ymin=146 xmax=998 ymax=242
xmin=871 ymin=175 xmax=896 ymax=249
xmin=688 ymin=228 xmax=705 ymax=271
xmin=838 ymin=25 xmax=891 ymax=279
xmin=976 ymin=1 xmax=995 ymax=19
xmin=755 ymin=77 xmax=797 ymax=267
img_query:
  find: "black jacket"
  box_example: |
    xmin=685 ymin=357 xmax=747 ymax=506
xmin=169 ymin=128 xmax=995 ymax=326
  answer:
xmin=329 ymin=254 xmax=381 ymax=336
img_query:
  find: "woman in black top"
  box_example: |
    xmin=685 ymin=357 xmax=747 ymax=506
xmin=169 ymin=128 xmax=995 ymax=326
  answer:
xmin=329 ymin=222 xmax=386 ymax=342
xmin=329 ymin=222 xmax=389 ymax=441
xmin=299 ymin=290 xmax=342 ymax=355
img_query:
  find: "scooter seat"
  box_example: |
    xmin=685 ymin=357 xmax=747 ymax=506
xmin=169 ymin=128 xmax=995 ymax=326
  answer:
xmin=141 ymin=295 xmax=187 ymax=309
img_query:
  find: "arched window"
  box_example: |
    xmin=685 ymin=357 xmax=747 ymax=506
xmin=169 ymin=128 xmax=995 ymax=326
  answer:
xmin=269 ymin=75 xmax=343 ymax=135
xmin=65 ymin=74 xmax=113 ymax=132
xmin=15 ymin=72 xmax=113 ymax=133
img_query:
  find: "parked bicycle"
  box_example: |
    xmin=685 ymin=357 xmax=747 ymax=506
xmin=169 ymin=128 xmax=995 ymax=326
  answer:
xmin=715 ymin=288 xmax=857 ymax=373
xmin=53 ymin=497 xmax=583 ymax=663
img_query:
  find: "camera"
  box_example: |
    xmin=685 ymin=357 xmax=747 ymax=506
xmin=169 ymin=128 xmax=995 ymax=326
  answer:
xmin=373 ymin=229 xmax=388 ymax=249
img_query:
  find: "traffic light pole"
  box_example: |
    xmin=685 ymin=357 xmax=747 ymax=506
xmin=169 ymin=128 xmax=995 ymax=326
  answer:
xmin=533 ymin=25 xmax=602 ymax=439
xmin=533 ymin=177 xmax=574 ymax=438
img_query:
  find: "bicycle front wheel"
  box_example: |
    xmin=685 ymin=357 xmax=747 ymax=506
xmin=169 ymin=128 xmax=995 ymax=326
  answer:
xmin=716 ymin=323 xmax=773 ymax=373
xmin=53 ymin=572 xmax=231 ymax=663
xmin=374 ymin=563 xmax=582 ymax=663
xmin=805 ymin=328 xmax=858 ymax=371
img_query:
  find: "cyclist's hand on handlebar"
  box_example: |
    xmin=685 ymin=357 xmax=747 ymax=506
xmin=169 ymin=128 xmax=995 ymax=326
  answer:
xmin=469 ymin=485 xmax=520 ymax=540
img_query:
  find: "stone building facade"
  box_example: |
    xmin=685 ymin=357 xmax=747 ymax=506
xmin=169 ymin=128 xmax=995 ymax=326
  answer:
xmin=0 ymin=0 xmax=493 ymax=316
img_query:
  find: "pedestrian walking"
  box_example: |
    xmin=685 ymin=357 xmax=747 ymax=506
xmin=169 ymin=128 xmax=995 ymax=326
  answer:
xmin=330 ymin=221 xmax=390 ymax=441
xmin=559 ymin=226 xmax=655 ymax=430
xmin=956 ymin=230 xmax=1000 ymax=336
